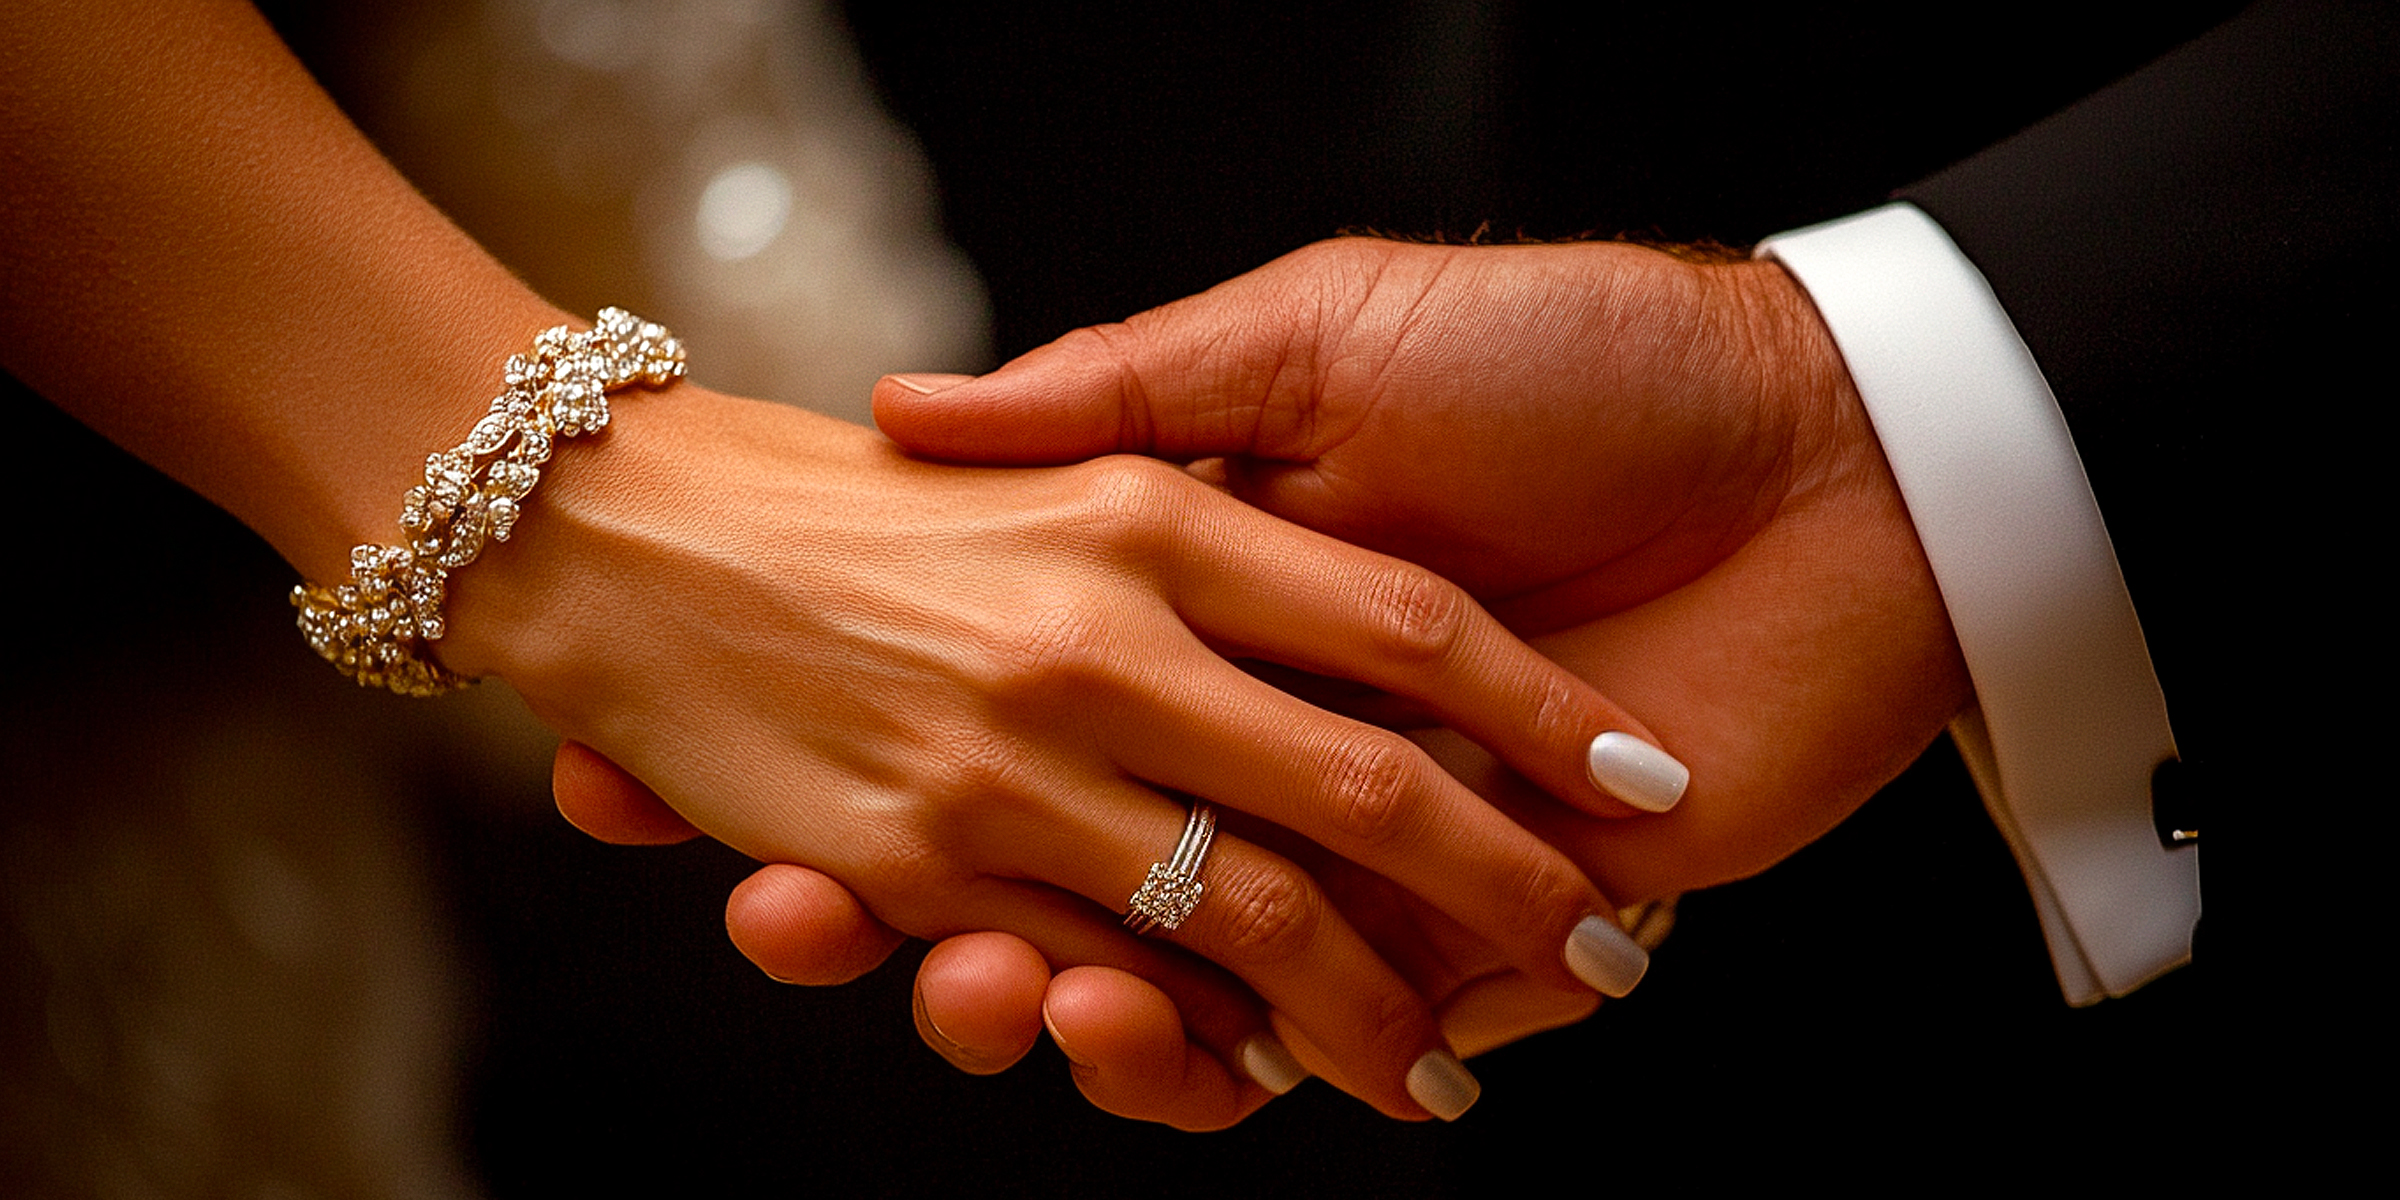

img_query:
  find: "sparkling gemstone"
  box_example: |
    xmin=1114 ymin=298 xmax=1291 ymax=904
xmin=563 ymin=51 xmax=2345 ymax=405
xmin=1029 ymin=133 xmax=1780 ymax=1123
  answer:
xmin=486 ymin=461 xmax=537 ymax=499
xmin=464 ymin=412 xmax=514 ymax=455
xmin=488 ymin=497 xmax=520 ymax=541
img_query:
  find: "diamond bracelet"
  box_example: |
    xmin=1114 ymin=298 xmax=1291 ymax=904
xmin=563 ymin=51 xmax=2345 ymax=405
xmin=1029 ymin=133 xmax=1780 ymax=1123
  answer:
xmin=292 ymin=308 xmax=685 ymax=696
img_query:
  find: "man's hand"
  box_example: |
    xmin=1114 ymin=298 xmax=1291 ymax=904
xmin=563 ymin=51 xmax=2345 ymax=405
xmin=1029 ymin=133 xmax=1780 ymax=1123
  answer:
xmin=561 ymin=237 xmax=1975 ymax=1124
xmin=879 ymin=237 xmax=1968 ymax=899
xmin=881 ymin=238 xmax=1843 ymax=635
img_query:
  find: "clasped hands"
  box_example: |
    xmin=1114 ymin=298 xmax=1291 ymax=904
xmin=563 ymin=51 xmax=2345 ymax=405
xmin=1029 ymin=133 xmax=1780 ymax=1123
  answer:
xmin=524 ymin=238 xmax=1970 ymax=1129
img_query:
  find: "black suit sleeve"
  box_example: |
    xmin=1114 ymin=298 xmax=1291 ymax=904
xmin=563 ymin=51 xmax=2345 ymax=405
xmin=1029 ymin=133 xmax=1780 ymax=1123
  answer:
xmin=1896 ymin=0 xmax=2397 ymax=771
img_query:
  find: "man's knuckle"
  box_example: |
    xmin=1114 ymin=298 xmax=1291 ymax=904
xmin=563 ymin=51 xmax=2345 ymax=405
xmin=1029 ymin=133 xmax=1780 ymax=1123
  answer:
xmin=1290 ymin=236 xmax=1380 ymax=277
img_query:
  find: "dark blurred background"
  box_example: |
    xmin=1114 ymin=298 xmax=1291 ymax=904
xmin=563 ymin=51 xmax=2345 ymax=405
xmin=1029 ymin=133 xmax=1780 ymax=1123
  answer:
xmin=6 ymin=2 xmax=2225 ymax=1193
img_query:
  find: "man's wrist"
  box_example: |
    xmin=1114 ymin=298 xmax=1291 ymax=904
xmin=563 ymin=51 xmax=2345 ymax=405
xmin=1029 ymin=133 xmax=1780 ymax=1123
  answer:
xmin=1705 ymin=257 xmax=1880 ymax=504
xmin=1756 ymin=202 xmax=2196 ymax=1003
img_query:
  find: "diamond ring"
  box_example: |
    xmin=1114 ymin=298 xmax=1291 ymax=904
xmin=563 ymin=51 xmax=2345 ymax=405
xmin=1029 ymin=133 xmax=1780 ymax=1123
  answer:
xmin=1124 ymin=801 xmax=1217 ymax=936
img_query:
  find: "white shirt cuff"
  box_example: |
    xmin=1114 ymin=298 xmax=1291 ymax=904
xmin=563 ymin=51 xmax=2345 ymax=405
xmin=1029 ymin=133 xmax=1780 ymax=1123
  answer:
xmin=1756 ymin=202 xmax=2199 ymax=1004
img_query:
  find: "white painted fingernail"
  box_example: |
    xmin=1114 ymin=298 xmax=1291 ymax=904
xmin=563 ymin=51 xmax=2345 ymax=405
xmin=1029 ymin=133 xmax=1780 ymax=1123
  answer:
xmin=1237 ymin=1033 xmax=1309 ymax=1096
xmin=1586 ymin=731 xmax=1690 ymax=812
xmin=1405 ymin=1049 xmax=1481 ymax=1121
xmin=1563 ymin=913 xmax=1651 ymax=998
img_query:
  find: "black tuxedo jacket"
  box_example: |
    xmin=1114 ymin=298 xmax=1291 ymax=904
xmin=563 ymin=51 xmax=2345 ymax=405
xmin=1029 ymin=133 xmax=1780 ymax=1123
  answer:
xmin=1900 ymin=0 xmax=2396 ymax=788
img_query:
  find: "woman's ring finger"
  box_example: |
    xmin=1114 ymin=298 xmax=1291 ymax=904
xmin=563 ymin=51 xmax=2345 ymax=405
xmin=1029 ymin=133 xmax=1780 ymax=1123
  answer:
xmin=1124 ymin=800 xmax=1217 ymax=936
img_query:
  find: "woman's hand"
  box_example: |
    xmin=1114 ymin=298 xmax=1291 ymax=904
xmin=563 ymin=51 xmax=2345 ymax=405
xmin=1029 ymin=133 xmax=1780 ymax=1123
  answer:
xmin=639 ymin=236 xmax=1979 ymax=1124
xmin=553 ymin=739 xmax=1605 ymax=1124
xmin=555 ymin=732 xmax=1627 ymax=1121
xmin=0 ymin=0 xmax=1671 ymax=1135
xmin=458 ymin=385 xmax=1667 ymax=1124
xmin=875 ymin=237 xmax=1972 ymax=895
xmin=0 ymin=0 xmax=1675 ymax=1123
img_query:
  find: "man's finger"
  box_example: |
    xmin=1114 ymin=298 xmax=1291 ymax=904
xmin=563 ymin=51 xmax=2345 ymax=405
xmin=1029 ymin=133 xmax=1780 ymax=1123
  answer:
xmin=725 ymin=864 xmax=909 ymax=986
xmin=913 ymin=932 xmax=1051 ymax=1075
xmin=1041 ymin=966 xmax=1286 ymax=1132
xmin=1436 ymin=974 xmax=1601 ymax=1059
xmin=551 ymin=739 xmax=704 ymax=844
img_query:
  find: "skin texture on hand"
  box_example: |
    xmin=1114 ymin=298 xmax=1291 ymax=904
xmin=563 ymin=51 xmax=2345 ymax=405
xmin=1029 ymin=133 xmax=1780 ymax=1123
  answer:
xmin=556 ymin=726 xmax=1604 ymax=1121
xmin=0 ymin=0 xmax=1961 ymax=1144
xmin=446 ymin=383 xmax=1689 ymax=1124
xmin=878 ymin=239 xmax=1835 ymax=631
xmin=608 ymin=236 xmax=1975 ymax=1123
xmin=876 ymin=237 xmax=1971 ymax=897
xmin=3 ymin=0 xmax=1680 ymax=1130
xmin=553 ymin=738 xmax=1595 ymax=1125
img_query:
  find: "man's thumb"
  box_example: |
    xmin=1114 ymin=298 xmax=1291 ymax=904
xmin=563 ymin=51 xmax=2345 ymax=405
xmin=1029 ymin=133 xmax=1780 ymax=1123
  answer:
xmin=872 ymin=307 xmax=1289 ymax=464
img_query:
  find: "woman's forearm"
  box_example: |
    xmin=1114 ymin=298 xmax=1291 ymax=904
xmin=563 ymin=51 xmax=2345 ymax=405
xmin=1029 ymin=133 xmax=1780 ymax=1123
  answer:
xmin=0 ymin=0 xmax=563 ymax=580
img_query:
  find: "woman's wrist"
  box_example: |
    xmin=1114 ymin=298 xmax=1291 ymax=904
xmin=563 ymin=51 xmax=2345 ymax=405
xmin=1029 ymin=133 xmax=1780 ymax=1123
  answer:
xmin=427 ymin=386 xmax=874 ymax=689
xmin=277 ymin=289 xmax=579 ymax=581
xmin=291 ymin=306 xmax=688 ymax=694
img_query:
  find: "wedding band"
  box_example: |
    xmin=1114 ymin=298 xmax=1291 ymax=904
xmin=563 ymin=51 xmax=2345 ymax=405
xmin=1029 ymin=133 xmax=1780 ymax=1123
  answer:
xmin=1124 ymin=801 xmax=1217 ymax=936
